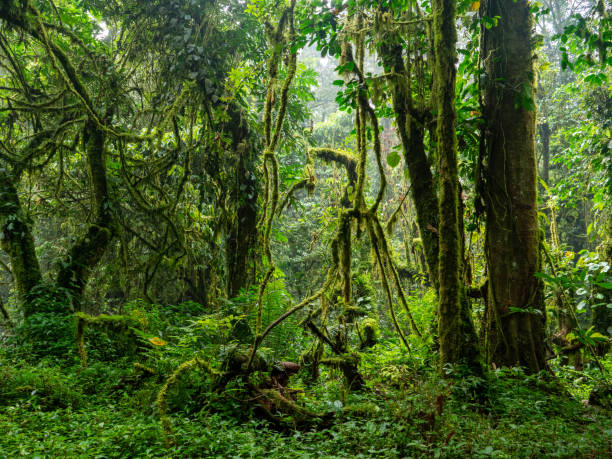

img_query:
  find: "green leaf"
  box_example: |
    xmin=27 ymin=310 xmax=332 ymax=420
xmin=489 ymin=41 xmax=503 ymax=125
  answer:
xmin=588 ymin=332 xmax=609 ymax=342
xmin=386 ymin=151 xmax=401 ymax=168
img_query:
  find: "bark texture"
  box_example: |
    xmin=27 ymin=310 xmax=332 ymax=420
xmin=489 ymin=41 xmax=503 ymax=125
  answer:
xmin=433 ymin=0 xmax=461 ymax=365
xmin=481 ymin=0 xmax=547 ymax=372
xmin=57 ymin=121 xmax=113 ymax=309
xmin=539 ymin=122 xmax=551 ymax=185
xmin=379 ymin=38 xmax=440 ymax=294
xmin=226 ymin=105 xmax=258 ymax=298
xmin=0 ymin=170 xmax=42 ymax=316
xmin=434 ymin=0 xmax=482 ymax=371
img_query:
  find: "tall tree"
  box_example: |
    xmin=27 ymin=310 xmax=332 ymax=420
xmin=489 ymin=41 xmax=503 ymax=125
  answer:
xmin=481 ymin=0 xmax=547 ymax=372
xmin=433 ymin=0 xmax=461 ymax=366
xmin=433 ymin=0 xmax=482 ymax=372
xmin=378 ymin=5 xmax=440 ymax=294
xmin=0 ymin=0 xmax=116 ymax=313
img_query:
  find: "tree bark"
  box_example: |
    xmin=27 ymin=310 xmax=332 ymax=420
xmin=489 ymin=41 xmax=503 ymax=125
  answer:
xmin=481 ymin=0 xmax=547 ymax=372
xmin=57 ymin=121 xmax=113 ymax=309
xmin=0 ymin=170 xmax=42 ymax=317
xmin=226 ymin=106 xmax=258 ymax=299
xmin=433 ymin=0 xmax=461 ymax=366
xmin=379 ymin=40 xmax=440 ymax=294
xmin=434 ymin=0 xmax=482 ymax=372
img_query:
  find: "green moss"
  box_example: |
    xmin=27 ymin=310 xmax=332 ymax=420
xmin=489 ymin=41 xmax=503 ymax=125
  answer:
xmin=0 ymin=171 xmax=43 ymax=316
xmin=74 ymin=312 xmax=138 ymax=367
xmin=360 ymin=318 xmax=379 ymax=349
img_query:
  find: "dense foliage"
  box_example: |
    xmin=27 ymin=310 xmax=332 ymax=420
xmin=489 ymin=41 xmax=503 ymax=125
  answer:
xmin=0 ymin=0 xmax=610 ymax=457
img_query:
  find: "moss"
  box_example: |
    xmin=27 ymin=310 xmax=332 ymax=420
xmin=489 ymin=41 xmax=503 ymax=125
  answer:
xmin=482 ymin=0 xmax=546 ymax=372
xmin=255 ymin=387 xmax=319 ymax=420
xmin=339 ymin=212 xmax=352 ymax=306
xmin=74 ymin=312 xmax=138 ymax=367
xmin=133 ymin=362 xmax=156 ymax=376
xmin=255 ymin=0 xmax=297 ymax=338
xmin=365 ymin=215 xmax=412 ymax=353
xmin=321 ymin=354 xmax=365 ymax=391
xmin=310 ymin=147 xmax=357 ymax=207
xmin=360 ymin=318 xmax=379 ymax=349
xmin=156 ymin=358 xmax=214 ymax=447
xmin=343 ymin=305 xmax=368 ymax=323
xmin=58 ymin=121 xmax=113 ymax=310
xmin=379 ymin=32 xmax=440 ymax=294
xmin=0 ymin=171 xmax=43 ymax=316
xmin=433 ymin=0 xmax=472 ymax=370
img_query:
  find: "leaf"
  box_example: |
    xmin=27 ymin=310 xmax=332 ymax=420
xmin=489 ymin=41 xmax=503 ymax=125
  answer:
xmin=588 ymin=332 xmax=609 ymax=342
xmin=386 ymin=151 xmax=401 ymax=168
xmin=587 ymin=222 xmax=593 ymax=235
xmin=469 ymin=1 xmax=480 ymax=12
xmin=149 ymin=337 xmax=167 ymax=346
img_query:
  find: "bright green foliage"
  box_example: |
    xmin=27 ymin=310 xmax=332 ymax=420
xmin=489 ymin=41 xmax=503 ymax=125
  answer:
xmin=0 ymin=0 xmax=611 ymax=455
xmin=1 ymin=325 xmax=611 ymax=457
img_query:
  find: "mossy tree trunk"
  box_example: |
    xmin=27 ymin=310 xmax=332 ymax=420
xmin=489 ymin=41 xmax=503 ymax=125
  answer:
xmin=0 ymin=169 xmax=42 ymax=317
xmin=226 ymin=105 xmax=259 ymax=299
xmin=1 ymin=2 xmax=116 ymax=314
xmin=481 ymin=0 xmax=547 ymax=372
xmin=57 ymin=121 xmax=114 ymax=310
xmin=379 ymin=37 xmax=440 ymax=294
xmin=433 ymin=0 xmax=482 ymax=372
xmin=433 ymin=0 xmax=461 ymax=366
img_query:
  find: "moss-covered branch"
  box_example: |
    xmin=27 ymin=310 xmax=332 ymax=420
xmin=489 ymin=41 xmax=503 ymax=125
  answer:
xmin=75 ymin=312 xmax=138 ymax=366
xmin=378 ymin=18 xmax=440 ymax=293
xmin=256 ymin=0 xmax=298 ymax=336
xmin=310 ymin=147 xmax=357 ymax=207
xmin=156 ymin=357 xmax=217 ymax=446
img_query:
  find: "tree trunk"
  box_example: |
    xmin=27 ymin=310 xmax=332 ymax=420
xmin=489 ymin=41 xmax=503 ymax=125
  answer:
xmin=481 ymin=0 xmax=547 ymax=372
xmin=434 ymin=0 xmax=481 ymax=372
xmin=226 ymin=106 xmax=258 ymax=299
xmin=0 ymin=170 xmax=42 ymax=317
xmin=379 ymin=40 xmax=440 ymax=294
xmin=57 ymin=121 xmax=113 ymax=310
xmin=433 ymin=0 xmax=461 ymax=366
xmin=539 ymin=122 xmax=551 ymax=185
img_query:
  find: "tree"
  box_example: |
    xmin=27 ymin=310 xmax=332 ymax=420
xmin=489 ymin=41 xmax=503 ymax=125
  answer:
xmin=0 ymin=0 xmax=116 ymax=314
xmin=433 ymin=0 xmax=462 ymax=367
xmin=432 ymin=0 xmax=482 ymax=372
xmin=481 ymin=0 xmax=547 ymax=372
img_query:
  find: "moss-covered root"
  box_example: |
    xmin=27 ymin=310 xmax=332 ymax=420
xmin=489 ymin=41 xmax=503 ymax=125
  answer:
xmin=254 ymin=387 xmax=321 ymax=423
xmin=156 ymin=358 xmax=215 ymax=447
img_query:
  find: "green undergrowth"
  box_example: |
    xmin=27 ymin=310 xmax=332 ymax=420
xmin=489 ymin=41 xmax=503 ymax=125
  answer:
xmin=0 ymin=295 xmax=610 ymax=457
xmin=1 ymin=349 xmax=610 ymax=458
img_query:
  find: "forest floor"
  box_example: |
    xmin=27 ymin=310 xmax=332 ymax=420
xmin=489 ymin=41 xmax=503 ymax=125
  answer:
xmin=1 ymin=339 xmax=610 ymax=458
